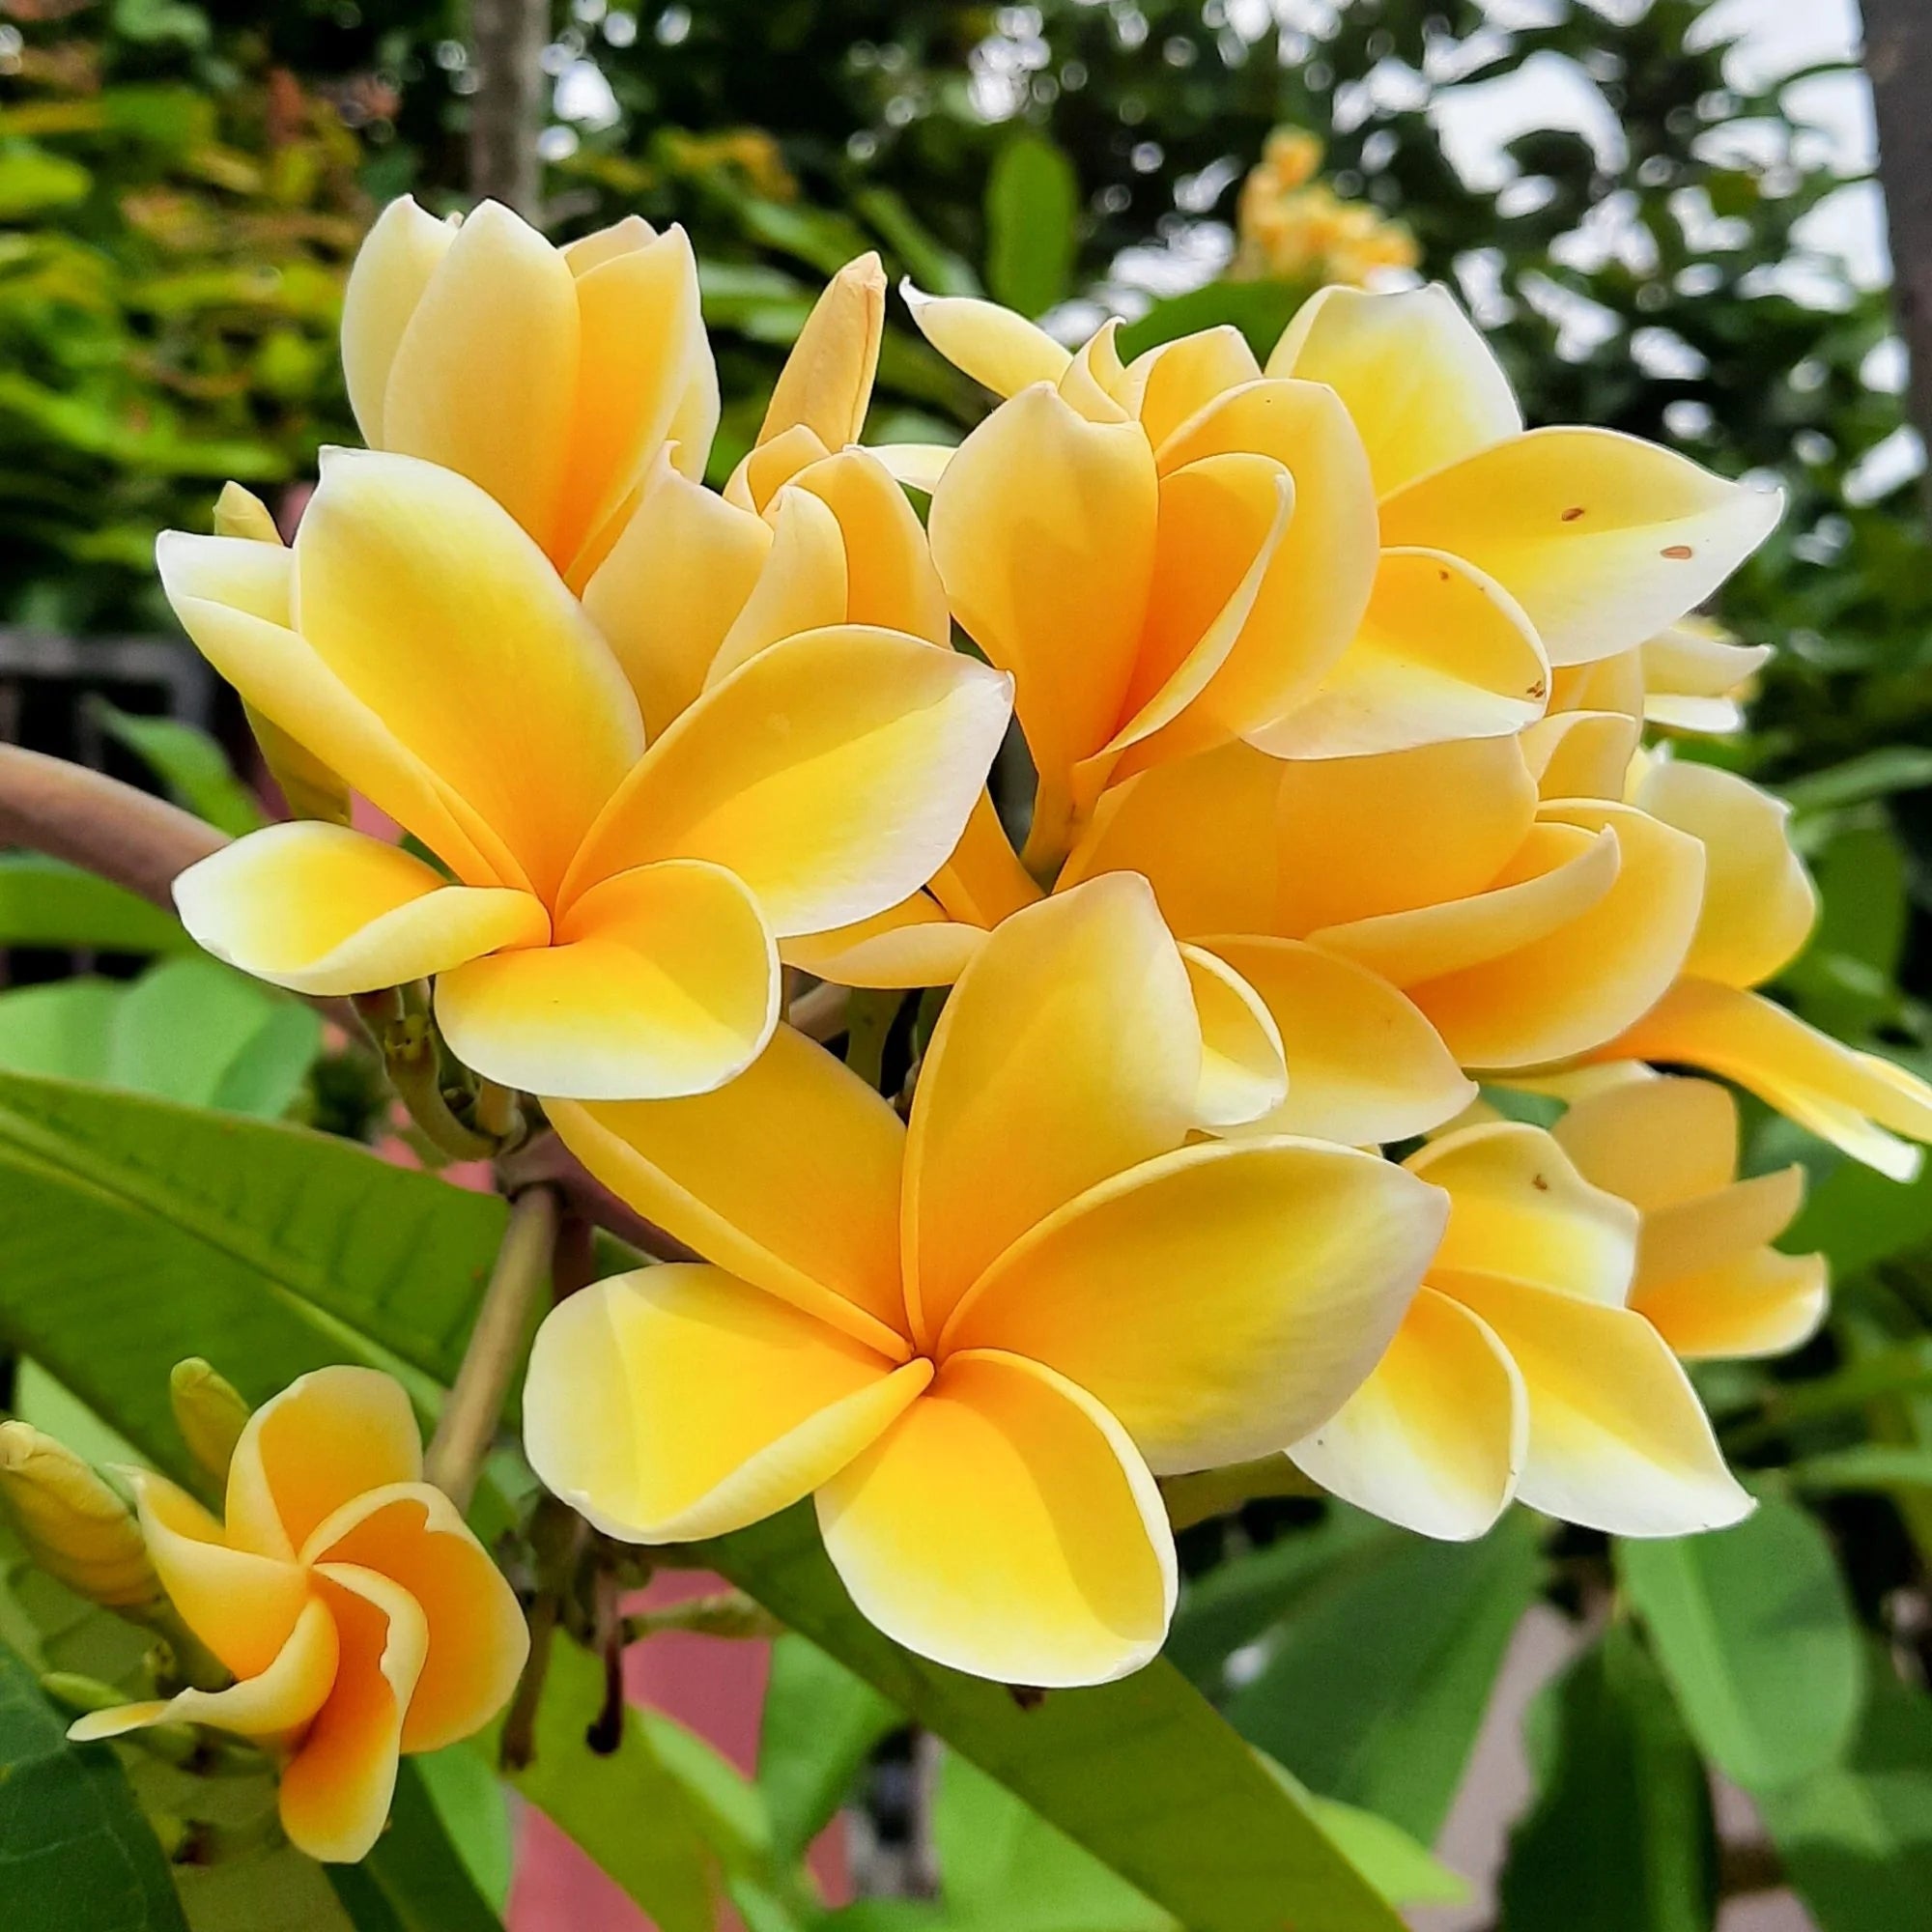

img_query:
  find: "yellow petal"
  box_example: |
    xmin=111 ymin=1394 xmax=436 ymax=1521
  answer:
xmin=903 ymin=285 xmax=1071 ymax=397
xmin=1635 ymin=759 xmax=1816 ymax=987
xmin=1264 ymin=283 xmax=1521 ymax=497
xmin=947 ymin=1137 xmax=1447 ymax=1470
xmin=761 ymin=253 xmax=886 ymax=450
xmin=156 ymin=533 xmax=515 ymax=888
xmin=1640 ymin=1168 xmax=1805 ymax=1288
xmin=224 ymin=1367 xmax=423 ymax=1563
xmin=728 ymin=422 xmax=833 ymax=515
xmin=1179 ymin=942 xmax=1288 ymax=1128
xmin=437 ymin=859 xmax=779 ymax=1102
xmin=1203 ymin=936 xmax=1474 ymax=1146
xmin=301 ymin=1483 xmax=528 ymax=1753
xmin=1289 ymin=1288 xmax=1525 ymax=1541
xmin=1056 ymin=320 xmax=1131 ymax=422
xmin=928 ymin=384 xmax=1158 ymax=787
xmin=1600 ymin=980 xmax=1932 ymax=1180
xmin=525 ymin=1264 xmax=926 ymax=1543
xmin=1311 ymin=820 xmax=1619 ymax=989
xmin=1520 ymin=709 xmax=1640 ymax=801
xmin=1634 ymin=1247 xmax=1828 ymax=1361
xmin=1378 ymin=427 xmax=1782 ymax=666
xmin=1443 ymin=1271 xmax=1752 ymax=1536
xmin=706 ymin=487 xmax=850 ymax=688
xmin=1548 ymin=648 xmax=1645 ymax=722
xmin=903 ymin=877 xmax=1201 ymax=1348
xmin=1406 ymin=1122 xmax=1637 ymax=1304
xmin=564 ymin=627 xmax=1012 ymax=939
xmin=295 ymin=448 xmax=643 ymax=901
xmin=781 ymin=896 xmax=988 ymax=989
xmin=1275 ymin=736 xmax=1538 ymax=936
xmin=128 ymin=1472 xmax=307 ymax=1679
xmin=1149 ymin=378 xmax=1379 ymax=748
xmin=173 ymin=823 xmax=549 ymax=998
xmin=547 ymin=1025 xmax=910 ymax=1351
xmin=282 ymin=1565 xmax=428 ymax=1862
xmin=553 ymin=223 xmax=716 ymax=577
xmin=69 ymin=1597 xmax=339 ymax=1747
xmin=1248 ymin=548 xmax=1549 ymax=759
xmin=931 ymin=791 xmax=1042 ymax=928
xmin=1122 ymin=326 xmax=1262 ymax=448
xmin=379 ymin=201 xmax=579 ymax=551
xmin=1410 ymin=801 xmax=1705 ymax=1068
xmin=867 ymin=441 xmax=958 ymax=493
xmin=582 ymin=451 xmax=773 ymax=738
xmin=340 ymin=195 xmax=455 ymax=446
xmin=1641 ymin=620 xmax=1771 ymax=734
xmin=787 ymin=447 xmax=952 ymax=643
xmin=816 ymin=1350 xmax=1175 ymax=1688
xmin=1059 ymin=742 xmax=1283 ymax=940
xmin=1551 ymin=1072 xmax=1740 ymax=1208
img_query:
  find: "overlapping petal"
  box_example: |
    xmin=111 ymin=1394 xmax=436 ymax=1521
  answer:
xmin=903 ymin=286 xmax=1071 ymax=398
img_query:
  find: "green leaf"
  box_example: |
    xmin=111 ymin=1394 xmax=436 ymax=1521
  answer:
xmin=90 ymin=700 xmax=268 ymax=838
xmin=1779 ymin=748 xmax=1932 ymax=815
xmin=0 ymin=145 xmax=92 ymax=218
xmin=701 ymin=1505 xmax=1404 ymax=1932
xmin=413 ymin=1746 xmax=515 ymax=1914
xmin=1781 ymin=820 xmax=1906 ymax=1038
xmin=328 ymin=1760 xmax=502 ymax=1932
xmin=1757 ymin=1660 xmax=1932 ymax=1932
xmin=0 ymin=1070 xmax=508 ymax=1481
xmin=1479 ymin=1085 xmax=1569 ymax=1129
xmin=1116 ymin=280 xmax=1309 ymax=361
xmin=484 ymin=1635 xmax=721 ymax=1932
xmin=1787 ymin=1152 xmax=1932 ymax=1278
xmin=1302 ymin=1793 xmax=1470 ymax=1910
xmin=1617 ymin=1494 xmax=1864 ymax=1789
xmin=758 ymin=1633 xmax=899 ymax=1861
xmin=1222 ymin=1512 xmax=1542 ymax=1842
xmin=0 ymin=1637 xmax=188 ymax=1931
xmin=1789 ymin=1444 xmax=1932 ymax=1494
xmin=0 ymin=855 xmax=190 ymax=955
xmin=107 ymin=957 xmax=321 ymax=1116
xmin=984 ymin=134 xmax=1078 ymax=319
xmin=1498 ymin=1623 xmax=1716 ymax=1932
xmin=852 ymin=186 xmax=981 ymax=298
xmin=0 ymin=980 xmax=121 ymax=1082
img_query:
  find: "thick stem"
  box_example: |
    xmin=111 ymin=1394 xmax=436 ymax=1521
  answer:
xmin=1865 ymin=0 xmax=1932 ymax=510
xmin=426 ymin=1184 xmax=559 ymax=1509
xmin=469 ymin=0 xmax=549 ymax=218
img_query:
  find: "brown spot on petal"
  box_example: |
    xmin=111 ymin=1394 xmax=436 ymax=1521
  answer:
xmin=1560 ymin=505 xmax=1586 ymax=522
xmin=1531 ymin=1173 xmax=1550 ymax=1191
xmin=1437 ymin=567 xmax=1451 ymax=582
xmin=1528 ymin=678 xmax=1548 ymax=701
xmin=1662 ymin=544 xmax=1694 ymax=559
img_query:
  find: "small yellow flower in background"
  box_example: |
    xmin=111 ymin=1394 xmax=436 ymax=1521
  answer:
xmin=1583 ymin=754 xmax=1932 ymax=1178
xmin=1551 ymin=1069 xmax=1828 ymax=1360
xmin=0 ymin=1422 xmax=161 ymax=1612
xmin=341 ymin=196 xmax=717 ymax=586
xmin=68 ymin=1368 xmax=527 ymax=1863
xmin=524 ymin=877 xmax=1448 ymax=1686
xmin=1231 ymin=128 xmax=1419 ymax=287
xmin=161 ymin=446 xmax=1011 ymax=1100
xmin=1289 ymin=1122 xmax=1750 ymax=1542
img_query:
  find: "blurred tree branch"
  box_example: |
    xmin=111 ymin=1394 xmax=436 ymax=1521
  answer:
xmin=469 ymin=0 xmax=548 ymax=217
xmin=1864 ymin=0 xmax=1932 ymax=500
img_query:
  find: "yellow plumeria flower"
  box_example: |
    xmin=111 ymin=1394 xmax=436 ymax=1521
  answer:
xmin=1584 ymin=756 xmax=1932 ymax=1178
xmin=1551 ymin=1069 xmax=1828 ymax=1360
xmin=70 ymin=1369 xmax=526 ymax=1864
xmin=582 ymin=254 xmax=953 ymax=740
xmin=1289 ymin=1122 xmax=1751 ymax=1542
xmin=1549 ymin=615 xmax=1771 ymax=737
xmin=524 ymin=877 xmax=1448 ymax=1686
xmin=342 ymin=196 xmax=716 ymax=586
xmin=162 ymin=448 xmax=1011 ymax=1099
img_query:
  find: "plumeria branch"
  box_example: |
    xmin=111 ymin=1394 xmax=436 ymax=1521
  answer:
xmin=425 ymin=1181 xmax=560 ymax=1509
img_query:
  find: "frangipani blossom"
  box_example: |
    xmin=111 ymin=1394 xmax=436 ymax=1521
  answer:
xmin=1549 ymin=616 xmax=1771 ymax=738
xmin=1551 ymin=1069 xmax=1828 ymax=1360
xmin=1586 ymin=756 xmax=1932 ymax=1179
xmin=1289 ymin=1122 xmax=1751 ymax=1542
xmin=800 ymin=735 xmax=1707 ymax=1149
xmin=70 ymin=1369 xmax=526 ymax=1863
xmin=162 ymin=448 xmax=1011 ymax=1100
xmin=342 ymin=196 xmax=716 ymax=586
xmin=524 ymin=878 xmax=1447 ymax=1686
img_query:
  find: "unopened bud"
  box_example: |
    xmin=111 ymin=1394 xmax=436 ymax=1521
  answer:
xmin=169 ymin=1359 xmax=251 ymax=1484
xmin=212 ymin=481 xmax=282 ymax=545
xmin=0 ymin=1423 xmax=159 ymax=1611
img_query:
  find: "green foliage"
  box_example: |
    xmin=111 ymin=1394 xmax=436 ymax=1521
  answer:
xmin=984 ymin=133 xmax=1078 ymax=321
xmin=757 ymin=1634 xmax=899 ymax=1863
xmin=0 ymin=1637 xmax=188 ymax=1932
xmin=326 ymin=1762 xmax=504 ymax=1932
xmin=90 ymin=698 xmax=268 ymax=838
xmin=0 ymin=854 xmax=190 ymax=955
xmin=1500 ymin=1623 xmax=1717 ymax=1932
xmin=1617 ymin=1492 xmax=1865 ymax=1789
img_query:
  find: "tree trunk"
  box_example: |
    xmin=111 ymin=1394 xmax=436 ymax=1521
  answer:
xmin=469 ymin=0 xmax=548 ymax=218
xmin=1863 ymin=0 xmax=1932 ymax=485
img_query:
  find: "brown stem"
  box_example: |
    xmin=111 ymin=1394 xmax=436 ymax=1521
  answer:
xmin=468 ymin=0 xmax=548 ymax=218
xmin=497 ymin=1130 xmax=698 ymax=1264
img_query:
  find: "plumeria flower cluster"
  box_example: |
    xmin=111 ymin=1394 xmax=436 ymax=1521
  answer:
xmin=57 ymin=192 xmax=1932 ymax=1856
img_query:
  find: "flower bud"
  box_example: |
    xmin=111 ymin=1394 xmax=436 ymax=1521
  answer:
xmin=168 ymin=1359 xmax=251 ymax=1484
xmin=0 ymin=1422 xmax=160 ymax=1611
xmin=212 ymin=481 xmax=281 ymax=545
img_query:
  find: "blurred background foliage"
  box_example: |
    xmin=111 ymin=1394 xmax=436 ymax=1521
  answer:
xmin=6 ymin=2 xmax=1932 ymax=1930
